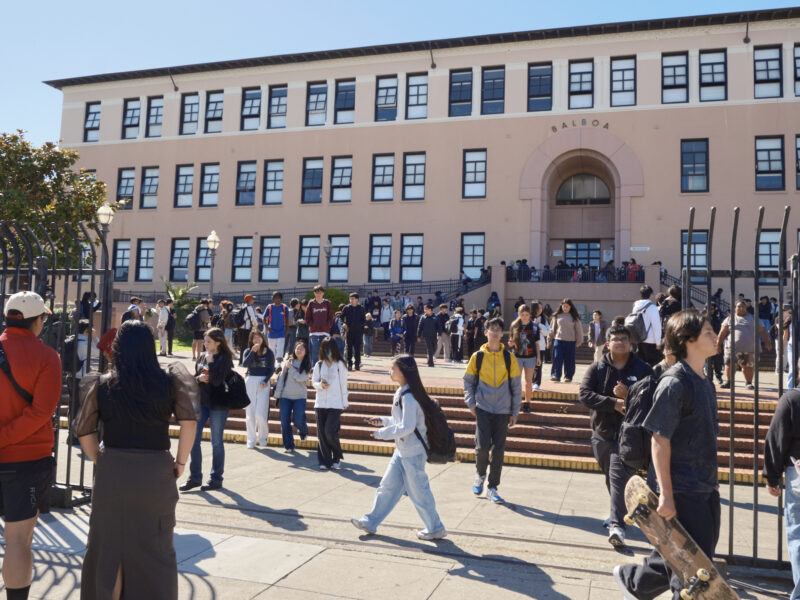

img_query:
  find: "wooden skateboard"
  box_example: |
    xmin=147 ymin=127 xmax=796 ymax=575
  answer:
xmin=623 ymin=475 xmax=739 ymax=600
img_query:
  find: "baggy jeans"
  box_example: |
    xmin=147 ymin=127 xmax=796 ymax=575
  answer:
xmin=550 ymin=339 xmax=576 ymax=380
xmin=189 ymin=404 xmax=229 ymax=484
xmin=279 ymin=397 xmax=308 ymax=451
xmin=244 ymin=375 xmax=270 ymax=446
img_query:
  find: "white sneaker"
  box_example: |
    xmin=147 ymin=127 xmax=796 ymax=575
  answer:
xmin=351 ymin=518 xmax=375 ymax=535
xmin=246 ymin=442 xmax=255 ymax=449
xmin=417 ymin=528 xmax=447 ymax=541
xmin=486 ymin=487 xmax=504 ymax=503
xmin=532 ymin=384 xmax=540 ymax=391
xmin=612 ymin=565 xmax=637 ymax=600
xmin=472 ymin=475 xmax=486 ymax=495
xmin=332 ymin=461 xmax=342 ymax=470
xmin=319 ymin=465 xmax=328 ymax=471
xmin=608 ymin=526 xmax=625 ymax=547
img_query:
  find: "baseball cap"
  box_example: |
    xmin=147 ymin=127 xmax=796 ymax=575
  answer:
xmin=4 ymin=291 xmax=52 ymax=318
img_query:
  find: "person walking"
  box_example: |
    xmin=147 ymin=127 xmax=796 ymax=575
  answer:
xmin=341 ymin=293 xmax=366 ymax=371
xmin=632 ymin=285 xmax=663 ymax=366
xmin=156 ymin=299 xmax=169 ymax=356
xmin=164 ymin=299 xmax=177 ymax=357
xmin=508 ymin=304 xmax=542 ymax=413
xmin=273 ymin=341 xmax=311 ymax=453
xmin=401 ymin=305 xmax=419 ymax=357
xmin=311 ymin=337 xmax=348 ymax=470
xmin=363 ymin=313 xmax=376 ymax=357
xmin=235 ymin=295 xmax=258 ymax=365
xmin=286 ymin=298 xmax=299 ymax=355
xmin=306 ymin=285 xmax=334 ymax=368
xmin=434 ymin=304 xmax=451 ymax=362
xmin=465 ymin=310 xmax=478 ymax=357
xmin=190 ymin=300 xmax=211 ymax=361
xmin=219 ymin=301 xmax=235 ymax=351
xmin=181 ymin=328 xmax=234 ymax=492
xmin=265 ymin=292 xmax=288 ymax=367
xmin=587 ymin=310 xmax=609 ymax=364
xmin=533 ymin=302 xmax=548 ymax=390
xmin=448 ymin=307 xmax=466 ymax=363
xmin=717 ymin=300 xmax=772 ymax=390
xmin=463 ymin=317 xmax=522 ymax=504
xmin=295 ymin=299 xmax=310 ymax=347
xmin=242 ymin=328 xmax=275 ymax=449
xmin=76 ymin=320 xmax=197 ymax=600
xmin=389 ymin=309 xmax=405 ymax=357
xmin=417 ymin=304 xmax=441 ymax=367
xmin=351 ymin=355 xmax=447 ymax=540
xmin=379 ymin=298 xmax=393 ymax=342
xmin=547 ymin=299 xmax=584 ymax=383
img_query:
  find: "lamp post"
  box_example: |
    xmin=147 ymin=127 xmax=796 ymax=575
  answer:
xmin=206 ymin=230 xmax=221 ymax=301
xmin=96 ymin=204 xmax=114 ymax=370
xmin=323 ymin=240 xmax=332 ymax=288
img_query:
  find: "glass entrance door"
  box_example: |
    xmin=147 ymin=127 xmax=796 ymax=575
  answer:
xmin=564 ymin=240 xmax=601 ymax=268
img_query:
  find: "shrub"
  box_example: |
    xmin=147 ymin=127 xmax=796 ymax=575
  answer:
xmin=303 ymin=287 xmax=350 ymax=310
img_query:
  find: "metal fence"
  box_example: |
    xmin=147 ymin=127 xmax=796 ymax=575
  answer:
xmin=506 ymin=266 xmax=645 ymax=283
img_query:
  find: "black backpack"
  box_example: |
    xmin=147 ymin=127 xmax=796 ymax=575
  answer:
xmin=446 ymin=316 xmax=460 ymax=334
xmin=120 ymin=309 xmax=134 ymax=324
xmin=232 ymin=305 xmax=248 ymax=328
xmin=184 ymin=311 xmax=202 ymax=331
xmin=618 ymin=375 xmax=658 ymax=470
xmin=398 ymin=393 xmax=456 ymax=464
xmin=61 ymin=335 xmax=84 ymax=374
xmin=166 ymin=308 xmax=176 ymax=330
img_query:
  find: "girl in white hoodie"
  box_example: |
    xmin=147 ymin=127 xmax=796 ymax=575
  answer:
xmin=311 ymin=337 xmax=348 ymax=470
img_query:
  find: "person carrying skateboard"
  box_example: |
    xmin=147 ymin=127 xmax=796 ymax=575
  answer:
xmin=614 ymin=309 xmax=721 ymax=600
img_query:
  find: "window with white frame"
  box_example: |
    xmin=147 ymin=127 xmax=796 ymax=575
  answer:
xmin=306 ymin=82 xmax=327 ymax=126
xmin=461 ymin=233 xmax=485 ymax=279
xmin=662 ymin=53 xmax=688 ymax=103
xmin=268 ymin=85 xmax=287 ymax=129
xmin=140 ymin=167 xmax=159 ymax=209
xmin=681 ymin=230 xmax=708 ymax=284
xmin=758 ymin=230 xmax=782 ymax=285
xmin=302 ymin=158 xmax=323 ymax=203
xmin=372 ymin=154 xmax=394 ymax=201
xmin=569 ymin=60 xmax=594 ymax=109
xmin=481 ymin=67 xmax=505 ymax=115
xmin=180 ymin=93 xmax=199 ymax=135
xmin=232 ymin=237 xmax=253 ymax=281
xmin=264 ymin=160 xmax=283 ymax=204
xmin=527 ymin=63 xmax=552 ymax=112
xmin=699 ymin=50 xmax=727 ymax=101
xmin=298 ymin=236 xmax=320 ymax=282
xmin=175 ymin=165 xmax=193 ymax=207
xmin=200 ymin=163 xmax=219 ymax=207
xmin=241 ymin=88 xmax=261 ymax=130
xmin=117 ymin=168 xmax=134 ymax=209
xmin=756 ymin=136 xmax=785 ymax=191
xmin=195 ymin=238 xmax=210 ymax=282
xmin=84 ymin=102 xmax=100 ymax=142
xmin=259 ymin=237 xmax=280 ymax=282
xmin=136 ymin=239 xmax=155 ymax=282
xmin=403 ymin=153 xmax=425 ymax=200
xmin=681 ymin=139 xmax=708 ymax=193
xmin=146 ymin=96 xmax=163 ymax=137
xmin=331 ymin=157 xmax=352 ymax=202
xmin=236 ymin=161 xmax=257 ymax=206
xmin=754 ymin=46 xmax=783 ymax=99
xmin=113 ymin=239 xmax=130 ymax=281
xmin=406 ymin=73 xmax=427 ymax=119
xmin=334 ymin=80 xmax=355 ymax=124
xmin=328 ymin=235 xmax=350 ymax=282
xmin=449 ymin=70 xmax=472 ymax=117
xmin=610 ymin=56 xmax=636 ymax=106
xmin=463 ymin=150 xmax=487 ymax=198
xmin=170 ymin=238 xmax=190 ymax=282
xmin=369 ymin=234 xmax=391 ymax=282
xmin=400 ymin=234 xmax=423 ymax=281
xmin=205 ymin=91 xmax=223 ymax=133
xmin=375 ymin=76 xmax=398 ymax=121
xmin=122 ymin=98 xmax=140 ymax=139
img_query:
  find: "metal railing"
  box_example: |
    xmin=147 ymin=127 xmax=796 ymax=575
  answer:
xmin=661 ymin=271 xmax=731 ymax=314
xmin=506 ymin=266 xmax=645 ymax=283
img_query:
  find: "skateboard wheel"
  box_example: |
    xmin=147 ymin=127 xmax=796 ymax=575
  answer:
xmin=637 ymin=493 xmax=649 ymax=505
xmin=623 ymin=514 xmax=635 ymax=525
xmin=680 ymin=589 xmax=694 ymax=600
xmin=697 ymin=569 xmax=710 ymax=582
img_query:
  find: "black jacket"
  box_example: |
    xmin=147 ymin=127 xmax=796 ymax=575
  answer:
xmin=401 ymin=314 xmax=420 ymax=337
xmin=435 ymin=312 xmax=450 ymax=334
xmin=764 ymin=389 xmax=800 ymax=486
xmin=417 ymin=313 xmax=442 ymax=338
xmin=341 ymin=304 xmax=366 ymax=334
xmin=579 ymin=353 xmax=653 ymax=441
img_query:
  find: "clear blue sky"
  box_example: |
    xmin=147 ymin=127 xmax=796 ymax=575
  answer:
xmin=1 ymin=0 xmax=795 ymax=146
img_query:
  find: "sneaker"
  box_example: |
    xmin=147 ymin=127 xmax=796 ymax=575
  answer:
xmin=486 ymin=487 xmax=504 ymax=503
xmin=332 ymin=461 xmax=342 ymax=470
xmin=351 ymin=518 xmax=375 ymax=535
xmin=602 ymin=517 xmax=611 ymax=529
xmin=612 ymin=565 xmax=637 ymax=600
xmin=201 ymin=480 xmax=222 ymax=491
xmin=608 ymin=525 xmax=625 ymax=547
xmin=719 ymin=381 xmax=731 ymax=389
xmin=283 ymin=448 xmax=294 ymax=454
xmin=550 ymin=376 xmax=559 ymax=382
xmin=532 ymin=384 xmax=540 ymax=391
xmin=246 ymin=442 xmax=255 ymax=449
xmin=319 ymin=465 xmax=329 ymax=471
xmin=472 ymin=475 xmax=486 ymax=496
xmin=563 ymin=378 xmax=572 ymax=383
xmin=522 ymin=402 xmax=531 ymax=414
xmin=417 ymin=528 xmax=447 ymax=541
xmin=746 ymin=383 xmax=755 ymax=390
xmin=179 ymin=479 xmax=201 ymax=492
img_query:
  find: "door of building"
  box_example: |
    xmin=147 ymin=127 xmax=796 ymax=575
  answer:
xmin=564 ymin=240 xmax=601 ymax=268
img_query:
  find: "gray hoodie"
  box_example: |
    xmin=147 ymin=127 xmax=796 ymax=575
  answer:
xmin=274 ymin=361 xmax=310 ymax=400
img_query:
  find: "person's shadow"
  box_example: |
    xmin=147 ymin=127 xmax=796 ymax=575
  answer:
xmin=175 ymin=532 xmax=218 ymax=599
xmin=193 ymin=487 xmax=308 ymax=532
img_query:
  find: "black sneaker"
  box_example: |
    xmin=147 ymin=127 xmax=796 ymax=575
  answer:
xmin=179 ymin=479 xmax=201 ymax=492
xmin=719 ymin=381 xmax=731 ymax=389
xmin=201 ymin=480 xmax=222 ymax=491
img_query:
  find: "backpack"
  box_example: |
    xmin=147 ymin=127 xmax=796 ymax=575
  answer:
xmin=210 ymin=313 xmax=223 ymax=328
xmin=446 ymin=316 xmax=460 ymax=334
xmin=617 ymin=375 xmax=658 ymax=470
xmin=398 ymin=393 xmax=456 ymax=464
xmin=232 ymin=305 xmax=248 ymax=328
xmin=166 ymin=308 xmax=176 ymax=330
xmin=61 ymin=335 xmax=84 ymax=374
xmin=120 ymin=309 xmax=134 ymax=324
xmin=624 ymin=301 xmax=653 ymax=344
xmin=474 ymin=349 xmax=514 ymax=400
xmin=184 ymin=311 xmax=202 ymax=331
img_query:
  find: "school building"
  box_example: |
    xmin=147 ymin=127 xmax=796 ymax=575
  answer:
xmin=45 ymin=8 xmax=800 ymax=309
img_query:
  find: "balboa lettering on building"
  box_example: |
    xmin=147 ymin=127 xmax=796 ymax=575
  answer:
xmin=551 ymin=119 xmax=610 ymax=133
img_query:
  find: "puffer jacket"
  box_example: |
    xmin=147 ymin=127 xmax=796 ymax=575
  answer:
xmin=463 ymin=343 xmax=522 ymax=416
xmin=311 ymin=360 xmax=349 ymax=409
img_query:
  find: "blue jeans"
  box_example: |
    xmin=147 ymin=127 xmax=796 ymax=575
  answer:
xmin=360 ymin=450 xmax=444 ymax=534
xmin=550 ymin=339 xmax=576 ymax=380
xmin=363 ymin=333 xmax=374 ymax=356
xmin=189 ymin=404 xmax=229 ymax=484
xmin=310 ymin=335 xmax=325 ymax=364
xmin=280 ymin=397 xmax=308 ymax=450
xmin=786 ymin=465 xmax=800 ymax=600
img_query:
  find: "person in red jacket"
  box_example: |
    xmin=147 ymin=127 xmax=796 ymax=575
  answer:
xmin=0 ymin=291 xmax=61 ymax=600
xmin=305 ymin=285 xmax=334 ymax=363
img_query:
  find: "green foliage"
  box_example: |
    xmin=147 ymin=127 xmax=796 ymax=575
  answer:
xmin=161 ymin=278 xmax=199 ymax=336
xmin=303 ymin=287 xmax=350 ymax=309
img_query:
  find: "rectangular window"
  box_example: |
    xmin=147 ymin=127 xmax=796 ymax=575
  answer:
xmin=306 ymin=82 xmax=327 ymax=126
xmin=758 ymin=230 xmax=782 ymax=285
xmin=662 ymin=52 xmax=689 ymax=104
xmin=330 ymin=157 xmax=353 ymax=203
xmin=175 ymin=165 xmax=193 ymax=207
xmin=755 ymin=136 xmax=785 ymax=191
xmin=84 ymin=102 xmax=100 ymax=142
xmin=400 ymin=234 xmax=423 ymax=282
xmin=236 ymin=161 xmax=257 ymax=206
xmin=564 ymin=240 xmax=601 ymax=268
xmin=302 ymin=158 xmax=323 ymax=203
xmin=122 ymin=98 xmax=140 ymax=139
xmin=406 ymin=73 xmax=428 ymax=119
xmin=200 ymin=163 xmax=220 ymax=207
xmin=461 ymin=233 xmax=485 ymax=280
xmin=334 ymin=79 xmax=355 ymax=124
xmin=232 ymin=237 xmax=253 ymax=282
xmin=681 ymin=230 xmax=709 ymax=284
xmin=463 ymin=150 xmax=487 ymax=198
xmin=795 ymin=45 xmax=800 ymax=96
xmin=449 ymin=70 xmax=472 ymax=117
xmin=372 ymin=154 xmax=394 ymax=201
xmin=481 ymin=67 xmax=505 ymax=115
xmin=610 ymin=56 xmax=636 ymax=107
xmin=140 ymin=167 xmax=159 ymax=209
xmin=403 ymin=153 xmax=425 ymax=201
xmin=263 ymin=160 xmax=284 ymax=205
xmin=699 ymin=50 xmax=727 ymax=102
xmin=113 ymin=239 xmax=130 ymax=282
xmin=298 ymin=236 xmax=320 ymax=282
xmin=527 ymin=63 xmax=552 ymax=112
xmin=259 ymin=237 xmax=280 ymax=282
xmin=117 ymin=168 xmax=135 ymax=210
xmin=569 ymin=60 xmax=594 ymax=109
xmin=146 ymin=96 xmax=163 ymax=137
xmin=328 ymin=235 xmax=350 ymax=282
xmin=205 ymin=91 xmax=224 ymax=133
xmin=796 ymin=135 xmax=800 ymax=190
xmin=195 ymin=238 xmax=210 ymax=282
xmin=136 ymin=239 xmax=155 ymax=282
xmin=170 ymin=238 xmax=190 ymax=282
xmin=369 ymin=234 xmax=392 ymax=282
xmin=268 ymin=85 xmax=287 ymax=129
xmin=180 ymin=93 xmax=199 ymax=135
xmin=241 ymin=87 xmax=261 ymax=130
xmin=375 ymin=76 xmax=398 ymax=121
xmin=754 ymin=46 xmax=783 ymax=99
xmin=680 ymin=139 xmax=709 ymax=193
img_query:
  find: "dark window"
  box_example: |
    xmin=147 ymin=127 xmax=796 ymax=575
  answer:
xmin=195 ymin=238 xmax=210 ymax=282
xmin=699 ymin=50 xmax=727 ymax=101
xmin=298 ymin=236 xmax=320 ymax=282
xmin=369 ymin=234 xmax=391 ymax=282
xmin=146 ymin=96 xmax=163 ymax=137
xmin=232 ymin=237 xmax=253 ymax=281
xmin=662 ymin=52 xmax=689 ymax=103
xmin=758 ymin=230 xmax=782 ymax=285
xmin=117 ymin=168 xmax=135 ymax=210
xmin=375 ymin=76 xmax=398 ymax=121
xmin=564 ymin=240 xmax=601 ymax=269
xmin=481 ymin=67 xmax=505 ymax=115
xmin=400 ymin=234 xmax=423 ymax=282
xmin=200 ymin=163 xmax=220 ymax=207
xmin=406 ymin=73 xmax=427 ymax=119
xmin=113 ymin=239 xmax=130 ymax=281
xmin=334 ymin=79 xmax=355 ymax=124
xmin=681 ymin=230 xmax=709 ymax=284
xmin=461 ymin=233 xmax=485 ymax=279
xmin=306 ymin=82 xmax=327 ymax=126
xmin=681 ymin=139 xmax=709 ymax=193
xmin=796 ymin=135 xmax=800 ymax=190
xmin=331 ymin=157 xmax=352 ymax=202
xmin=555 ymin=173 xmax=610 ymax=205
xmin=302 ymin=158 xmax=323 ymax=203
xmin=527 ymin=63 xmax=552 ymax=112
xmin=755 ymin=136 xmax=785 ymax=191
xmin=84 ymin=102 xmax=100 ymax=142
xmin=180 ymin=93 xmax=199 ymax=135
xmin=754 ymin=46 xmax=783 ymax=99
xmin=205 ymin=91 xmax=223 ymax=133
xmin=264 ymin=160 xmax=283 ymax=205
xmin=403 ymin=153 xmax=425 ymax=200
xmin=372 ymin=154 xmax=394 ymax=201
xmin=795 ymin=45 xmax=800 ymax=97
xmin=170 ymin=238 xmax=190 ymax=282
xmin=259 ymin=237 xmax=280 ymax=282
xmin=136 ymin=239 xmax=155 ymax=282
xmin=235 ymin=161 xmax=257 ymax=206
xmin=449 ymin=70 xmax=472 ymax=117
xmin=268 ymin=85 xmax=287 ymax=129
xmin=241 ymin=88 xmax=261 ymax=130
xmin=610 ymin=56 xmax=636 ymax=106
xmin=328 ymin=235 xmax=349 ymax=282
xmin=463 ymin=150 xmax=487 ymax=198
xmin=569 ymin=60 xmax=593 ymax=109
xmin=122 ymin=99 xmax=140 ymax=139
xmin=175 ymin=165 xmax=193 ymax=207
xmin=140 ymin=167 xmax=159 ymax=209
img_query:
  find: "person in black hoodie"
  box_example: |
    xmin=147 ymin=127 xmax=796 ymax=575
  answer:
xmin=417 ymin=304 xmax=442 ymax=366
xmin=658 ymin=285 xmax=682 ymax=334
xmin=579 ymin=320 xmax=652 ymax=548
xmin=341 ymin=293 xmax=366 ymax=371
xmin=401 ymin=305 xmax=420 ymax=357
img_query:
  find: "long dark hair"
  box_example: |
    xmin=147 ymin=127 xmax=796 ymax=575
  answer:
xmin=247 ymin=327 xmax=267 ymax=355
xmin=554 ymin=298 xmax=580 ymax=321
xmin=393 ymin=355 xmax=436 ymax=411
xmin=109 ymin=320 xmax=172 ymax=422
xmin=290 ymin=340 xmax=312 ymax=373
xmin=319 ymin=336 xmax=344 ymax=364
xmin=205 ymin=327 xmax=234 ymax=358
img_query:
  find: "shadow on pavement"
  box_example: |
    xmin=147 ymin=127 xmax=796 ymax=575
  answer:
xmin=188 ymin=487 xmax=308 ymax=532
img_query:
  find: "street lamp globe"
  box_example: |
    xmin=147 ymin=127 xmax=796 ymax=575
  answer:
xmin=96 ymin=204 xmax=114 ymax=226
xmin=207 ymin=230 xmax=221 ymax=251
